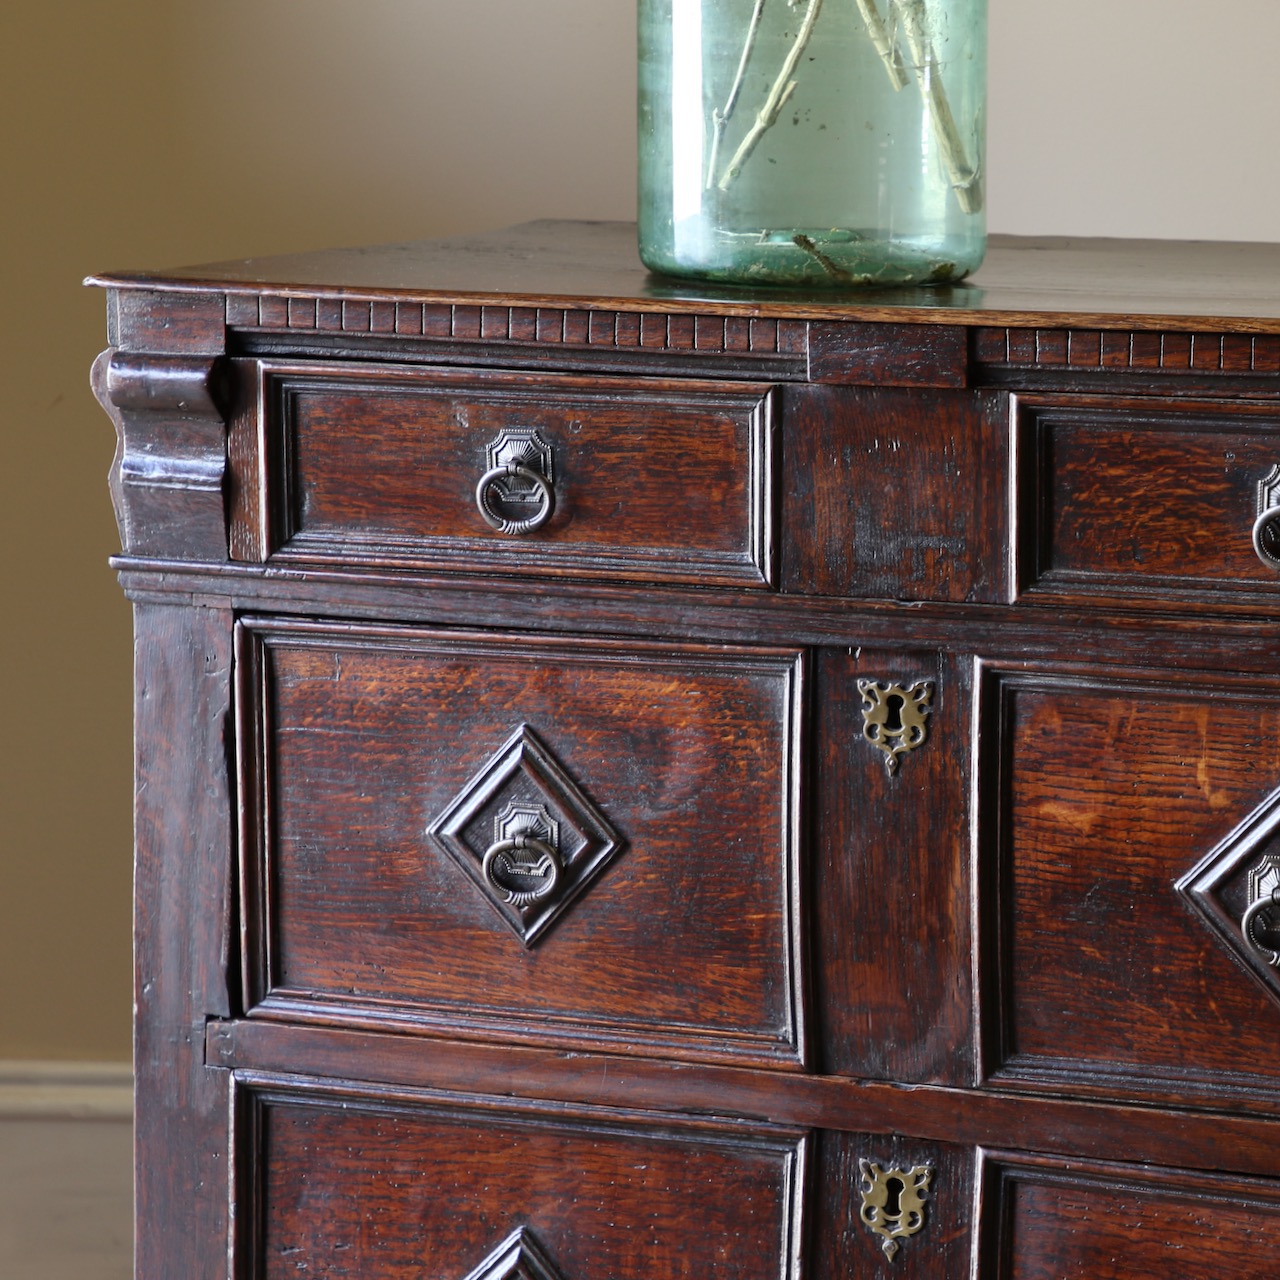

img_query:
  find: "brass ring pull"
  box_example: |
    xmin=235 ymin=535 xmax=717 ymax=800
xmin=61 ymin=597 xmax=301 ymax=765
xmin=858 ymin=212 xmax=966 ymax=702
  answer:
xmin=1252 ymin=506 xmax=1280 ymax=570
xmin=1241 ymin=889 xmax=1280 ymax=968
xmin=1253 ymin=466 xmax=1280 ymax=570
xmin=475 ymin=463 xmax=555 ymax=536
xmin=482 ymin=834 xmax=562 ymax=908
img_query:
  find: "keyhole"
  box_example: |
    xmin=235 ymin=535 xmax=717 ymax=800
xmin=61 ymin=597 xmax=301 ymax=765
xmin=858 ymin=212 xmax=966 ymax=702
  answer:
xmin=884 ymin=694 xmax=906 ymax=733
xmin=883 ymin=1176 xmax=905 ymax=1217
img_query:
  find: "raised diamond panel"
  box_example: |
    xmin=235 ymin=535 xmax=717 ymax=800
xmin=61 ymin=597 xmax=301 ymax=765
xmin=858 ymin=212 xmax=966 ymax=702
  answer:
xmin=461 ymin=1228 xmax=568 ymax=1280
xmin=427 ymin=724 xmax=624 ymax=946
xmin=1176 ymin=784 xmax=1280 ymax=1006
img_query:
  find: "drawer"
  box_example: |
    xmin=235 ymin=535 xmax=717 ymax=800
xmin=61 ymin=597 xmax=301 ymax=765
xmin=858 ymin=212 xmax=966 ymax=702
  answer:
xmin=975 ymin=662 xmax=1280 ymax=1103
xmin=229 ymin=360 xmax=775 ymax=587
xmin=236 ymin=620 xmax=805 ymax=1067
xmin=237 ymin=1085 xmax=805 ymax=1280
xmin=979 ymin=1153 xmax=1280 ymax=1280
xmin=1015 ymin=395 xmax=1280 ymax=603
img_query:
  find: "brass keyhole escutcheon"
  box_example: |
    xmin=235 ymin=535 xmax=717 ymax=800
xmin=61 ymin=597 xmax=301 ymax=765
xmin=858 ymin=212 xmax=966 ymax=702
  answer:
xmin=859 ymin=1160 xmax=933 ymax=1261
xmin=858 ymin=679 xmax=934 ymax=775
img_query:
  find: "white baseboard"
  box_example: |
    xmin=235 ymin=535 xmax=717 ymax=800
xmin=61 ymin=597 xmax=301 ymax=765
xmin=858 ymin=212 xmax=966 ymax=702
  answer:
xmin=0 ymin=1060 xmax=133 ymax=1120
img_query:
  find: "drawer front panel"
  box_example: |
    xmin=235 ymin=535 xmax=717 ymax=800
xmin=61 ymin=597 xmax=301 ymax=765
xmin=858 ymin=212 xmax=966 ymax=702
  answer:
xmin=238 ymin=621 xmax=805 ymax=1066
xmin=981 ymin=1154 xmax=1280 ymax=1280
xmin=1016 ymin=397 xmax=1280 ymax=601
xmin=241 ymin=1087 xmax=805 ymax=1280
xmin=977 ymin=663 xmax=1280 ymax=1099
xmin=231 ymin=362 xmax=775 ymax=586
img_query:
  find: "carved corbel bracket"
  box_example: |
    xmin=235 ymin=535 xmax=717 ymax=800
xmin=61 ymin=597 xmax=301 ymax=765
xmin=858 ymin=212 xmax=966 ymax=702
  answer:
xmin=90 ymin=348 xmax=231 ymax=561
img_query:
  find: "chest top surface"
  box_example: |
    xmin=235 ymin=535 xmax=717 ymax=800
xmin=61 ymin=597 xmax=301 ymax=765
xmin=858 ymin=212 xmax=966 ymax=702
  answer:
xmin=90 ymin=218 xmax=1280 ymax=331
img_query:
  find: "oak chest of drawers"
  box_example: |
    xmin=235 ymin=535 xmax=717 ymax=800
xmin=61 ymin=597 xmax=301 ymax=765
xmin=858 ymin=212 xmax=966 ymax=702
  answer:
xmin=91 ymin=222 xmax=1280 ymax=1278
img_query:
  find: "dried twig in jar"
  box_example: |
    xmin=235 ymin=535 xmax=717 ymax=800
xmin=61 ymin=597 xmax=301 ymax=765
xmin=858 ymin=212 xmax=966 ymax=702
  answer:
xmin=717 ymin=0 xmax=825 ymax=190
xmin=892 ymin=0 xmax=983 ymax=213
xmin=707 ymin=0 xmax=769 ymax=189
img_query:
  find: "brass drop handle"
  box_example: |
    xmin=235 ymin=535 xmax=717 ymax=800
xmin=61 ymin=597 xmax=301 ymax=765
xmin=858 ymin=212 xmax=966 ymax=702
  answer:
xmin=1242 ymin=887 xmax=1280 ymax=968
xmin=1253 ymin=509 xmax=1280 ymax=569
xmin=482 ymin=833 xmax=562 ymax=908
xmin=1253 ymin=466 xmax=1280 ymax=570
xmin=476 ymin=462 xmax=555 ymax=535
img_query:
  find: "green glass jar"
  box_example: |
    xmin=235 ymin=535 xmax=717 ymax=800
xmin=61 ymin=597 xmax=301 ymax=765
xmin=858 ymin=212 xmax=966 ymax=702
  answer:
xmin=637 ymin=0 xmax=987 ymax=287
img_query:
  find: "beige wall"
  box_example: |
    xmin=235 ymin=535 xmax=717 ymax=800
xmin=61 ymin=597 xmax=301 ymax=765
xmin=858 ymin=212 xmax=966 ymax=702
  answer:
xmin=989 ymin=0 xmax=1280 ymax=241
xmin=2 ymin=0 xmax=1277 ymax=1063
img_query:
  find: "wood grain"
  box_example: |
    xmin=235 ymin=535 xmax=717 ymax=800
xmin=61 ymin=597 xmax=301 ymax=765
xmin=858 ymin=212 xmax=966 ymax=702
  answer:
xmin=1016 ymin=396 xmax=1280 ymax=600
xmin=231 ymin=361 xmax=774 ymax=587
xmin=980 ymin=1153 xmax=1280 ymax=1280
xmin=132 ymin=602 xmax=235 ymax=1280
xmin=238 ymin=620 xmax=805 ymax=1067
xmin=811 ymin=647 xmax=974 ymax=1085
xmin=89 ymin=222 xmax=1280 ymax=332
xmin=243 ymin=1087 xmax=803 ymax=1280
xmin=782 ymin=384 xmax=1011 ymax=603
xmin=979 ymin=664 xmax=1280 ymax=1096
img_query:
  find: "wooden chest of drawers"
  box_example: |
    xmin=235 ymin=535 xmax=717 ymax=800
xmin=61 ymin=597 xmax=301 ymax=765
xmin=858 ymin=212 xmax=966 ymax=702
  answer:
xmin=91 ymin=222 xmax=1280 ymax=1278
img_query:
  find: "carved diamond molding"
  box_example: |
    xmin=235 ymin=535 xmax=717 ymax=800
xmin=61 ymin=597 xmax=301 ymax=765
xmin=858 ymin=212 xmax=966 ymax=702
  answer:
xmin=461 ymin=1228 xmax=568 ymax=1280
xmin=1175 ymin=784 xmax=1280 ymax=1006
xmin=427 ymin=724 xmax=623 ymax=947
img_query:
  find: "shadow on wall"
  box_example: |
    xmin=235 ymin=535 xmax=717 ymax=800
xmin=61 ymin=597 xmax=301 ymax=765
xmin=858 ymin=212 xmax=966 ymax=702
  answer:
xmin=0 ymin=0 xmax=636 ymax=1064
